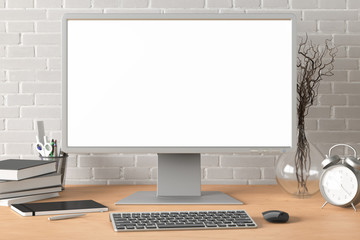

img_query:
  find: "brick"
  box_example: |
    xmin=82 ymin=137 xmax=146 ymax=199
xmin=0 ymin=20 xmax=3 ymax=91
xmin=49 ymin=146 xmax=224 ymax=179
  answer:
xmin=319 ymin=21 xmax=345 ymax=33
xmin=164 ymin=9 xmax=218 ymax=13
xmin=206 ymin=0 xmax=232 ymax=8
xmin=334 ymin=107 xmax=360 ymax=118
xmin=319 ymin=0 xmax=345 ymax=9
xmin=333 ymin=58 xmax=358 ymax=70
xmin=0 ymin=83 xmax=19 ymax=93
xmin=0 ymin=22 xmax=4 ymax=32
xmin=307 ymin=106 xmax=331 ymax=118
xmin=104 ymin=9 xmax=161 ymax=13
xmin=65 ymin=179 xmax=107 ymax=185
xmin=348 ymin=0 xmax=360 ymax=9
xmin=334 ymin=83 xmax=360 ymax=94
xmin=94 ymin=168 xmax=120 ymax=179
xmin=7 ymin=22 xmax=34 ymax=32
xmin=5 ymin=143 xmax=32 ymax=155
xmin=151 ymin=0 xmax=205 ymax=8
xmin=0 ymin=131 xmax=34 ymax=143
xmin=234 ymin=0 xmax=260 ymax=8
xmin=79 ymin=155 xmax=134 ymax=167
xmin=21 ymin=107 xmax=61 ymax=118
xmin=349 ymin=71 xmax=360 ymax=82
xmin=36 ymin=71 xmax=61 ymax=81
xmin=22 ymin=33 xmax=60 ymax=45
xmin=297 ymin=21 xmax=317 ymax=33
xmin=201 ymin=154 xmax=219 ymax=167
xmin=7 ymin=46 xmax=34 ymax=57
xmin=206 ymin=168 xmax=233 ymax=179
xmin=66 ymin=167 xmax=92 ymax=179
xmin=234 ymin=168 xmax=260 ymax=179
xmin=262 ymin=0 xmax=288 ymax=8
xmin=0 ymin=33 xmax=20 ymax=44
xmin=35 ymin=0 xmax=62 ymax=8
xmin=93 ymin=0 xmax=120 ymax=7
xmin=291 ymin=0 xmax=317 ymax=9
xmin=0 ymin=46 xmax=4 ymax=57
xmin=9 ymin=71 xmax=36 ymax=81
xmin=349 ymin=95 xmax=360 ymax=106
xmin=335 ymin=46 xmax=347 ymax=58
xmin=0 ymin=10 xmax=46 ymax=20
xmin=48 ymin=58 xmax=61 ymax=70
xmin=36 ymin=46 xmax=61 ymax=57
xmin=262 ymin=167 xmax=275 ymax=179
xmin=150 ymin=168 xmax=157 ymax=179
xmin=349 ymin=47 xmax=360 ymax=58
xmin=64 ymin=0 xmax=91 ymax=8
xmin=0 ymin=71 xmax=5 ymax=81
xmin=124 ymin=167 xmax=150 ymax=179
xmin=318 ymin=94 xmax=346 ymax=105
xmin=299 ymin=34 xmax=333 ymax=45
xmin=47 ymin=9 xmax=102 ymax=20
xmin=221 ymin=155 xmax=275 ymax=167
xmin=0 ymin=120 xmax=4 ymax=130
xmin=348 ymin=21 xmax=360 ymax=33
xmin=335 ymin=35 xmax=360 ymax=46
xmin=305 ymin=119 xmax=317 ymax=130
xmin=36 ymin=22 xmax=61 ymax=32
xmin=348 ymin=120 xmax=360 ymax=130
xmin=307 ymin=131 xmax=360 ymax=143
xmin=35 ymin=94 xmax=61 ymax=105
xmin=323 ymin=70 xmax=347 ymax=82
xmin=136 ymin=154 xmax=157 ymax=167
xmin=318 ymin=82 xmax=331 ymax=94
xmin=21 ymin=82 xmax=61 ymax=93
xmin=7 ymin=0 xmax=34 ymax=8
xmin=304 ymin=10 xmax=358 ymax=20
xmin=249 ymin=179 xmax=276 ymax=185
xmin=7 ymin=94 xmax=34 ymax=106
xmin=0 ymin=96 xmax=3 ymax=105
xmin=0 ymin=107 xmax=19 ymax=118
xmin=42 ymin=119 xmax=61 ymax=130
xmin=319 ymin=119 xmax=346 ymax=130
xmin=0 ymin=59 xmax=46 ymax=70
xmin=6 ymin=119 xmax=33 ymax=130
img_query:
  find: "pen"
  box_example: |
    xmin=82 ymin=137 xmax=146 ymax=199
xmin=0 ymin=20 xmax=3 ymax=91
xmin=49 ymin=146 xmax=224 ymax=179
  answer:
xmin=54 ymin=140 xmax=58 ymax=157
xmin=48 ymin=213 xmax=86 ymax=221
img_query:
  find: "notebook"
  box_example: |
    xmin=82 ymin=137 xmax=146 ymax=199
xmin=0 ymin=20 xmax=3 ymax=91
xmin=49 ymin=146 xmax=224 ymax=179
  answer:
xmin=0 ymin=159 xmax=56 ymax=180
xmin=11 ymin=200 xmax=108 ymax=216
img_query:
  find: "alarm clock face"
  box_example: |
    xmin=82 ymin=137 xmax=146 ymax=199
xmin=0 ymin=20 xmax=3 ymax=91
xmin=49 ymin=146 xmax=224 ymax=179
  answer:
xmin=320 ymin=165 xmax=359 ymax=206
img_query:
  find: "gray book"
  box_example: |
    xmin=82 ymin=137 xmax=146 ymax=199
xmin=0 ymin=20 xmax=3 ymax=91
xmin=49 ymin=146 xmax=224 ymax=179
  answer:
xmin=0 ymin=192 xmax=60 ymax=207
xmin=0 ymin=159 xmax=56 ymax=180
xmin=0 ymin=186 xmax=62 ymax=199
xmin=0 ymin=173 xmax=61 ymax=194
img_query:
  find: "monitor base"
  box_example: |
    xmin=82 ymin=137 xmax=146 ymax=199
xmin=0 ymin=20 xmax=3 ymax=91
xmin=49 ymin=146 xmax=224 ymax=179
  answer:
xmin=115 ymin=191 xmax=243 ymax=205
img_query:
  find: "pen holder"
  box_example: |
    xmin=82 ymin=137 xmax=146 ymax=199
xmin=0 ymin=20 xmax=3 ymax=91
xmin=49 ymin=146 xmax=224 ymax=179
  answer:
xmin=40 ymin=152 xmax=68 ymax=190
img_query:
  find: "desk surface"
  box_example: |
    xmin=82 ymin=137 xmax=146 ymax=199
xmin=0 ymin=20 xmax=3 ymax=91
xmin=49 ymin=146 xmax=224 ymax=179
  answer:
xmin=0 ymin=185 xmax=359 ymax=240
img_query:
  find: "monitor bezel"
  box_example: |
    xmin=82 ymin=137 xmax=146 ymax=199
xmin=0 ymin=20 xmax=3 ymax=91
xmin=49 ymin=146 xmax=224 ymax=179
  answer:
xmin=62 ymin=13 xmax=297 ymax=153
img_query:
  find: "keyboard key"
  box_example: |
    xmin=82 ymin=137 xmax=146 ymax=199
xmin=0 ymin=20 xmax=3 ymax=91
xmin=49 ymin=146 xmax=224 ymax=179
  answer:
xmin=157 ymin=224 xmax=205 ymax=229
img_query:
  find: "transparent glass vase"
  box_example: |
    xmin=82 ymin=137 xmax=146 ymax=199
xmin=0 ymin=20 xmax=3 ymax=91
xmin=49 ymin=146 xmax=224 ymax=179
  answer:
xmin=276 ymin=142 xmax=324 ymax=198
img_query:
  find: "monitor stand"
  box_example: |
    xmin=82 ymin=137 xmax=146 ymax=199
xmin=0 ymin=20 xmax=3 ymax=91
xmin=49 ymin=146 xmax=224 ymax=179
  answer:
xmin=115 ymin=154 xmax=243 ymax=205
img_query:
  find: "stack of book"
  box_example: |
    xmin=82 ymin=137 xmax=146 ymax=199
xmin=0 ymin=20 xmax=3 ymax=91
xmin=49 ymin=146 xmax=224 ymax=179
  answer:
xmin=0 ymin=159 xmax=62 ymax=206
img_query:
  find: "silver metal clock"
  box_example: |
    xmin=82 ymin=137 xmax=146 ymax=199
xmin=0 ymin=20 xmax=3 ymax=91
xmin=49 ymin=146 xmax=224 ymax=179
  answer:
xmin=320 ymin=144 xmax=360 ymax=211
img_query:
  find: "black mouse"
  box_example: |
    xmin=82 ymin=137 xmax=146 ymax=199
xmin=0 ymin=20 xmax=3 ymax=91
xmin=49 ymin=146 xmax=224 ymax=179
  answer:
xmin=262 ymin=210 xmax=289 ymax=223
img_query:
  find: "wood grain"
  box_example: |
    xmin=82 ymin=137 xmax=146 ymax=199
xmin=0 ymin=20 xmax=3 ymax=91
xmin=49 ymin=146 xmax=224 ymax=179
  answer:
xmin=0 ymin=185 xmax=359 ymax=240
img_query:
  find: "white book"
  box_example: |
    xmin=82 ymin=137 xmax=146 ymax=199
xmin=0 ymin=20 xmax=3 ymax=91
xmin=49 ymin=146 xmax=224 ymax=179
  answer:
xmin=0 ymin=186 xmax=62 ymax=199
xmin=0 ymin=173 xmax=61 ymax=194
xmin=0 ymin=192 xmax=60 ymax=206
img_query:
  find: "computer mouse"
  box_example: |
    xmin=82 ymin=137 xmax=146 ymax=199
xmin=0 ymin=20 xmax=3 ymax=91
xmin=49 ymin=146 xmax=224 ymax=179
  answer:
xmin=262 ymin=210 xmax=289 ymax=223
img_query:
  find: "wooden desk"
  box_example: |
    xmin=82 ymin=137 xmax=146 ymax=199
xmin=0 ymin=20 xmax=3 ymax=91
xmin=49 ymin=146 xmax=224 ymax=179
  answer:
xmin=0 ymin=185 xmax=359 ymax=240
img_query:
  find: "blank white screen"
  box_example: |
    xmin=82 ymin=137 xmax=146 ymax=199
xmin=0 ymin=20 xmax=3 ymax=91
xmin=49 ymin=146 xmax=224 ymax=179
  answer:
xmin=67 ymin=19 xmax=293 ymax=147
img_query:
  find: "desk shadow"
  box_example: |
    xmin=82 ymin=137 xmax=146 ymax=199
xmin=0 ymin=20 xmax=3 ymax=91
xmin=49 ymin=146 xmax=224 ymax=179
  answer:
xmin=253 ymin=216 xmax=301 ymax=227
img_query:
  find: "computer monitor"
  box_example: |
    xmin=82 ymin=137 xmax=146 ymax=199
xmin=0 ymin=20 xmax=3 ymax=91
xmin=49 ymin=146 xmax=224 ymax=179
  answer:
xmin=62 ymin=13 xmax=296 ymax=204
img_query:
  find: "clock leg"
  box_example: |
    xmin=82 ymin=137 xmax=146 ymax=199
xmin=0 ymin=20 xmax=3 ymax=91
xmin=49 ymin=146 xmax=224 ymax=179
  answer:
xmin=321 ymin=201 xmax=328 ymax=209
xmin=351 ymin=203 xmax=357 ymax=212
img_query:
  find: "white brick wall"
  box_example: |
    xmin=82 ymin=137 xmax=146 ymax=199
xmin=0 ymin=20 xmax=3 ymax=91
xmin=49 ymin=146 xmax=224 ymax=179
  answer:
xmin=0 ymin=0 xmax=359 ymax=185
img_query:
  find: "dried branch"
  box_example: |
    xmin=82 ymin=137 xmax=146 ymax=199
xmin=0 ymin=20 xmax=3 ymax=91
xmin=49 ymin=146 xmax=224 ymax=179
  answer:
xmin=295 ymin=35 xmax=337 ymax=195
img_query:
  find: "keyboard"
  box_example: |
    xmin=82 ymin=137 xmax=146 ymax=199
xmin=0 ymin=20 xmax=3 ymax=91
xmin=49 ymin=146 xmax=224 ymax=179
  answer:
xmin=110 ymin=210 xmax=257 ymax=232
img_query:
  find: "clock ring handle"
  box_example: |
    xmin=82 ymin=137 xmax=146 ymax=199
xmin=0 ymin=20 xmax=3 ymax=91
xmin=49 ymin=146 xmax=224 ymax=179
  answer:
xmin=328 ymin=144 xmax=357 ymax=158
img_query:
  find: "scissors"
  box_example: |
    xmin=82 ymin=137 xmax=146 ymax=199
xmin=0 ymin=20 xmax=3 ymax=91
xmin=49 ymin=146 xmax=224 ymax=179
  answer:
xmin=36 ymin=136 xmax=53 ymax=157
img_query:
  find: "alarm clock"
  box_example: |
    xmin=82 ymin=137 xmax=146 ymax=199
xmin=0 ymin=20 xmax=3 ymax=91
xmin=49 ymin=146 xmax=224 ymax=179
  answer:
xmin=320 ymin=144 xmax=360 ymax=211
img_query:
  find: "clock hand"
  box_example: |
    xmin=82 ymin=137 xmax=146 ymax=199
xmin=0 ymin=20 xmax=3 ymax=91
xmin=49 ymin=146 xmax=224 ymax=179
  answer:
xmin=340 ymin=184 xmax=351 ymax=196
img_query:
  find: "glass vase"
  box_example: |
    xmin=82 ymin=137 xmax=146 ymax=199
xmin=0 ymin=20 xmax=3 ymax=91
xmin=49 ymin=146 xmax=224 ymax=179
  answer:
xmin=275 ymin=142 xmax=324 ymax=198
